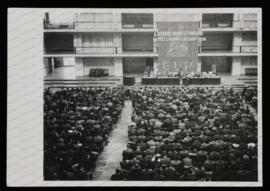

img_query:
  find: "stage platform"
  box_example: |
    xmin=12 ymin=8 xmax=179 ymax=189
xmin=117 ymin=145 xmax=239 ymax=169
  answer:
xmin=142 ymin=77 xmax=180 ymax=85
xmin=44 ymin=75 xmax=257 ymax=88
xmin=141 ymin=77 xmax=221 ymax=85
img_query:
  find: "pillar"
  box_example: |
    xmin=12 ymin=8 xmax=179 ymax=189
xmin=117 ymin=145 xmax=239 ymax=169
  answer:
xmin=113 ymin=33 xmax=122 ymax=54
xmin=233 ymin=32 xmax=242 ymax=53
xmin=153 ymin=57 xmax=158 ymax=76
xmin=231 ymin=57 xmax=242 ymax=76
xmin=114 ymin=58 xmax=123 ymax=77
xmin=75 ymin=58 xmax=84 ymax=77
xmin=197 ymin=57 xmax=202 ymax=74
xmin=74 ymin=34 xmax=82 ymax=53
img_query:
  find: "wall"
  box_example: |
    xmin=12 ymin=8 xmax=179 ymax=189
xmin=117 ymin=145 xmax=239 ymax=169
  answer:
xmin=232 ymin=57 xmax=241 ymax=75
xmin=81 ymin=34 xmax=114 ymax=46
xmin=123 ymin=58 xmax=147 ymax=74
xmin=74 ymin=13 xmax=121 ymax=29
xmin=122 ymin=33 xmax=153 ymax=51
xmin=75 ymin=58 xmax=84 ymax=76
xmin=82 ymin=58 xmax=115 ymax=76
xmin=44 ymin=33 xmax=74 ymax=52
xmin=201 ymin=57 xmax=232 ymax=74
xmin=241 ymin=56 xmax=257 ymax=75
xmin=114 ymin=58 xmax=123 ymax=76
xmin=75 ymin=33 xmax=116 ymax=54
xmin=241 ymin=32 xmax=257 ymax=46
xmin=202 ymin=33 xmax=233 ymax=51
xmin=155 ymin=13 xmax=201 ymax=22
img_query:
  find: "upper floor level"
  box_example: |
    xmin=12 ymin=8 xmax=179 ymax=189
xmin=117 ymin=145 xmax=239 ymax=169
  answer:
xmin=44 ymin=12 xmax=258 ymax=32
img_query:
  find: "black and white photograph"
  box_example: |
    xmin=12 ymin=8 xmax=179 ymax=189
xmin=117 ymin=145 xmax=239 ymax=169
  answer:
xmin=7 ymin=8 xmax=263 ymax=187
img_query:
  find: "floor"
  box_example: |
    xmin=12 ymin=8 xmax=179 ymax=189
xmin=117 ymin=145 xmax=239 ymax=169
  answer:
xmin=92 ymin=100 xmax=133 ymax=180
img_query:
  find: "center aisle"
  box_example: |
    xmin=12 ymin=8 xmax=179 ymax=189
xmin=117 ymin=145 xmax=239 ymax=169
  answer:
xmin=92 ymin=100 xmax=132 ymax=180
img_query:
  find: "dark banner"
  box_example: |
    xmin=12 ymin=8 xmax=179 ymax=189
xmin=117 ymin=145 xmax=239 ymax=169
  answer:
xmin=157 ymin=22 xmax=200 ymax=76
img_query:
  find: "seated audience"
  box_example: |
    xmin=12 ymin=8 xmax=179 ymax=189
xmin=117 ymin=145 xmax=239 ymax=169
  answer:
xmin=44 ymin=87 xmax=125 ymax=180
xmin=111 ymin=87 xmax=257 ymax=181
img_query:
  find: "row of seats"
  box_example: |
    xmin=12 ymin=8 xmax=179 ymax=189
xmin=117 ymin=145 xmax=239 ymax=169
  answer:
xmin=44 ymin=87 xmax=125 ymax=180
xmin=111 ymin=87 xmax=257 ymax=181
xmin=89 ymin=68 xmax=109 ymax=77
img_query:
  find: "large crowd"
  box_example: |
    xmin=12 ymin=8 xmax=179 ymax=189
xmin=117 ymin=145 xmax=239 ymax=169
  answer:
xmin=43 ymin=86 xmax=258 ymax=181
xmin=111 ymin=87 xmax=258 ymax=181
xmin=44 ymin=87 xmax=125 ymax=180
xmin=242 ymin=87 xmax=257 ymax=111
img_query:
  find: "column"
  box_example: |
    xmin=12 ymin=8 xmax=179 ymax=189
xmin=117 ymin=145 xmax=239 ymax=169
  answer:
xmin=153 ymin=57 xmax=158 ymax=76
xmin=75 ymin=58 xmax=84 ymax=77
xmin=232 ymin=57 xmax=242 ymax=76
xmin=74 ymin=34 xmax=82 ymax=53
xmin=114 ymin=58 xmax=123 ymax=77
xmin=197 ymin=57 xmax=202 ymax=74
xmin=233 ymin=32 xmax=242 ymax=53
xmin=113 ymin=33 xmax=122 ymax=54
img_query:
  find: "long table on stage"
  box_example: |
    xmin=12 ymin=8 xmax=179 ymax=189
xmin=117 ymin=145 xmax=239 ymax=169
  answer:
xmin=183 ymin=77 xmax=221 ymax=85
xmin=141 ymin=77 xmax=221 ymax=85
xmin=141 ymin=77 xmax=180 ymax=85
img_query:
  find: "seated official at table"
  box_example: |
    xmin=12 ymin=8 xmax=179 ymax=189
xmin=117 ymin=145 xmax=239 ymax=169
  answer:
xmin=144 ymin=66 xmax=153 ymax=77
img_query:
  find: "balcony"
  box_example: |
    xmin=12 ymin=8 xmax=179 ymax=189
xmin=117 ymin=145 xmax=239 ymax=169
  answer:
xmin=75 ymin=46 xmax=119 ymax=54
xmin=73 ymin=21 xmax=121 ymax=30
xmin=202 ymin=14 xmax=233 ymax=28
xmin=44 ymin=46 xmax=158 ymax=58
xmin=75 ymin=46 xmax=157 ymax=54
xmin=44 ymin=47 xmax=75 ymax=54
xmin=233 ymin=20 xmax=257 ymax=31
xmin=198 ymin=45 xmax=257 ymax=53
xmin=44 ymin=20 xmax=74 ymax=29
xmin=202 ymin=22 xmax=232 ymax=28
xmin=202 ymin=20 xmax=257 ymax=31
xmin=122 ymin=13 xmax=154 ymax=29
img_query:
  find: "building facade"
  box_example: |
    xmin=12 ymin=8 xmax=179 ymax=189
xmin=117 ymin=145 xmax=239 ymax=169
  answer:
xmin=43 ymin=11 xmax=258 ymax=79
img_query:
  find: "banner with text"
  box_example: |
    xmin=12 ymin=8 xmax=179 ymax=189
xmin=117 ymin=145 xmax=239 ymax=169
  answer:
xmin=157 ymin=22 xmax=202 ymax=76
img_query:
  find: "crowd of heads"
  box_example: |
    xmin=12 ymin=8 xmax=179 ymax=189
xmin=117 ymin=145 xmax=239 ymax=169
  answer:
xmin=44 ymin=87 xmax=125 ymax=180
xmin=111 ymin=87 xmax=258 ymax=181
xmin=43 ymin=86 xmax=258 ymax=181
xmin=242 ymin=87 xmax=257 ymax=111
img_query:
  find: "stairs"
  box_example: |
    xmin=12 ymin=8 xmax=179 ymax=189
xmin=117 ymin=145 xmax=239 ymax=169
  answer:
xmin=44 ymin=77 xmax=123 ymax=88
xmin=237 ymin=76 xmax=258 ymax=87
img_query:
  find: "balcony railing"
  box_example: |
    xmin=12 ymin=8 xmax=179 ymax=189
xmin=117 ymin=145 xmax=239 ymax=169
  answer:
xmin=198 ymin=45 xmax=257 ymax=53
xmin=44 ymin=46 xmax=158 ymax=54
xmin=44 ymin=47 xmax=75 ymax=54
xmin=44 ymin=20 xmax=157 ymax=30
xmin=123 ymin=47 xmax=155 ymax=52
xmin=44 ymin=21 xmax=74 ymax=29
xmin=202 ymin=22 xmax=233 ymax=28
xmin=73 ymin=21 xmax=121 ymax=30
xmin=202 ymin=20 xmax=257 ymax=30
xmin=75 ymin=46 xmax=119 ymax=54
xmin=233 ymin=20 xmax=257 ymax=30
xmin=122 ymin=23 xmax=154 ymax=29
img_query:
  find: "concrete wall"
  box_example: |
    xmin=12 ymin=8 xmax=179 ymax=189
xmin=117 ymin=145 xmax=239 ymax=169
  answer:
xmin=81 ymin=34 xmax=114 ymax=46
xmin=44 ymin=33 xmax=74 ymax=52
xmin=122 ymin=33 xmax=153 ymax=51
xmin=203 ymin=33 xmax=233 ymax=50
xmin=241 ymin=56 xmax=257 ymax=75
xmin=242 ymin=32 xmax=257 ymax=46
xmin=232 ymin=57 xmax=242 ymax=75
xmin=74 ymin=13 xmax=121 ymax=29
xmin=114 ymin=58 xmax=123 ymax=76
xmin=82 ymin=58 xmax=115 ymax=76
xmin=155 ymin=13 xmax=201 ymax=22
xmin=75 ymin=58 xmax=84 ymax=77
xmin=232 ymin=32 xmax=242 ymax=52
